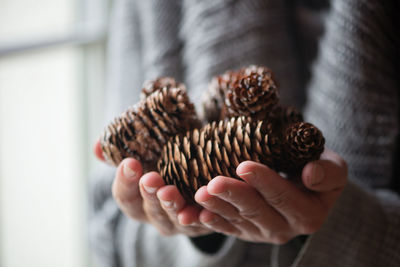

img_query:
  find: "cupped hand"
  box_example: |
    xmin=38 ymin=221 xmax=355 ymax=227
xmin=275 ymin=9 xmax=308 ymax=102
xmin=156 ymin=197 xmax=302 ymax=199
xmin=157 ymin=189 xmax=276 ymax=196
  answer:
xmin=94 ymin=140 xmax=212 ymax=237
xmin=194 ymin=149 xmax=348 ymax=244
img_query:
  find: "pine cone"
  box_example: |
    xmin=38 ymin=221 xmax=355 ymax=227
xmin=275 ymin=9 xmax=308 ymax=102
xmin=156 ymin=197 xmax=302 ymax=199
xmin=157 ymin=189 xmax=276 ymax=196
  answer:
xmin=202 ymin=65 xmax=278 ymax=122
xmin=157 ymin=117 xmax=282 ymax=202
xmin=225 ymin=66 xmax=278 ymax=119
xmin=140 ymin=77 xmax=181 ymax=100
xmin=99 ymin=67 xmax=325 ymax=203
xmin=280 ymin=122 xmax=325 ymax=175
xmin=100 ymin=80 xmax=201 ymax=171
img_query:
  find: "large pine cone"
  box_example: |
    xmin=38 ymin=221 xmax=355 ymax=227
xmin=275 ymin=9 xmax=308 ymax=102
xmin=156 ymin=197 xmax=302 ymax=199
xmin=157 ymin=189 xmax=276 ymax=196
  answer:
xmin=100 ymin=80 xmax=201 ymax=171
xmin=158 ymin=117 xmax=283 ymax=202
xmin=158 ymin=117 xmax=324 ymax=202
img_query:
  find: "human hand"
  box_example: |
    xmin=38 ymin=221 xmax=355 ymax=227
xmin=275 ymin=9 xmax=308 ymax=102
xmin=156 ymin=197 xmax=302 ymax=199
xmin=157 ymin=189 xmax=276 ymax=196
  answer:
xmin=94 ymin=140 xmax=212 ymax=237
xmin=194 ymin=149 xmax=348 ymax=244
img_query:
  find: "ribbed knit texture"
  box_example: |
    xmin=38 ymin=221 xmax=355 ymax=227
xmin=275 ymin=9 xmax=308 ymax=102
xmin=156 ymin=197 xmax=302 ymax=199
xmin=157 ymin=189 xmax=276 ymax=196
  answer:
xmin=304 ymin=0 xmax=399 ymax=188
xmin=179 ymin=0 xmax=303 ymax=112
xmin=89 ymin=0 xmax=400 ymax=267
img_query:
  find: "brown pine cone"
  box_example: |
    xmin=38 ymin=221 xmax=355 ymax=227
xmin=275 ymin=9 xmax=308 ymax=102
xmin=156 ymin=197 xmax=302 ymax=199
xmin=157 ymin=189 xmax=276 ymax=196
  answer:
xmin=280 ymin=122 xmax=325 ymax=175
xmin=100 ymin=80 xmax=201 ymax=171
xmin=157 ymin=117 xmax=282 ymax=202
xmin=202 ymin=65 xmax=279 ymax=122
xmin=140 ymin=77 xmax=181 ymax=100
xmin=158 ymin=118 xmax=325 ymax=202
xmin=224 ymin=66 xmax=278 ymax=119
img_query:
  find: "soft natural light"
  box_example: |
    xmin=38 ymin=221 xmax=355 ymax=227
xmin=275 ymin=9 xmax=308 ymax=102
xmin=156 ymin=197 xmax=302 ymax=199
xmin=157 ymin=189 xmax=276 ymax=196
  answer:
xmin=0 ymin=47 xmax=87 ymax=267
xmin=0 ymin=0 xmax=75 ymax=41
xmin=0 ymin=0 xmax=106 ymax=266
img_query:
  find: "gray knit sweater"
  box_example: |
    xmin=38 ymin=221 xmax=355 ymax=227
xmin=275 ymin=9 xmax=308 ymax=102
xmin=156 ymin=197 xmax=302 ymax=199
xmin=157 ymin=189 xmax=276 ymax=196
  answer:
xmin=89 ymin=0 xmax=400 ymax=266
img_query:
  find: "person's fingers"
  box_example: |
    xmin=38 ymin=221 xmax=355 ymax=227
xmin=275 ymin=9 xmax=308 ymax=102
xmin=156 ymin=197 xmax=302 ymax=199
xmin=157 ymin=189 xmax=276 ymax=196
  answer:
xmin=236 ymin=161 xmax=318 ymax=226
xmin=93 ymin=139 xmax=105 ymax=161
xmin=156 ymin=186 xmax=212 ymax=236
xmin=198 ymin=178 xmax=287 ymax=236
xmin=195 ymin=186 xmax=240 ymax=222
xmin=302 ymin=149 xmax=348 ymax=192
xmin=156 ymin=185 xmax=186 ymax=215
xmin=139 ymin=172 xmax=176 ymax=235
xmin=175 ymin=205 xmax=213 ymax=237
xmin=199 ymin=209 xmax=241 ymax=236
xmin=112 ymin=158 xmax=146 ymax=221
xmin=157 ymin=185 xmax=200 ymax=226
xmin=195 ymin=186 xmax=263 ymax=236
xmin=177 ymin=205 xmax=201 ymax=226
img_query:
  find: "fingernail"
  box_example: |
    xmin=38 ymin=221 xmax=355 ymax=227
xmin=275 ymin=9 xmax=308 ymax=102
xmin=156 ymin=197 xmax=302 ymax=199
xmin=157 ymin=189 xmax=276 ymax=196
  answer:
xmin=161 ymin=200 xmax=176 ymax=210
xmin=311 ymin=163 xmax=324 ymax=185
xmin=202 ymin=218 xmax=217 ymax=228
xmin=237 ymin=171 xmax=255 ymax=179
xmin=123 ymin=163 xmax=137 ymax=179
xmin=209 ymin=189 xmax=231 ymax=198
xmin=217 ymin=190 xmax=232 ymax=198
xmin=177 ymin=214 xmax=188 ymax=225
xmin=198 ymin=199 xmax=211 ymax=205
xmin=143 ymin=185 xmax=157 ymax=194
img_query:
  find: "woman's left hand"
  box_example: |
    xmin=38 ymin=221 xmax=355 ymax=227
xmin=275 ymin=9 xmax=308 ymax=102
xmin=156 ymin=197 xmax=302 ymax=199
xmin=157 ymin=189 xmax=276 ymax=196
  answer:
xmin=193 ymin=149 xmax=348 ymax=244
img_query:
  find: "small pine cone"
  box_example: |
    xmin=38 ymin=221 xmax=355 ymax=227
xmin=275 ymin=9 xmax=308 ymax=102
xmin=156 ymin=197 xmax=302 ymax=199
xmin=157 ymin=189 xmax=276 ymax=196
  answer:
xmin=280 ymin=122 xmax=325 ymax=175
xmin=140 ymin=77 xmax=181 ymax=100
xmin=100 ymin=83 xmax=201 ymax=171
xmin=157 ymin=117 xmax=282 ymax=202
xmin=225 ymin=66 xmax=278 ymax=119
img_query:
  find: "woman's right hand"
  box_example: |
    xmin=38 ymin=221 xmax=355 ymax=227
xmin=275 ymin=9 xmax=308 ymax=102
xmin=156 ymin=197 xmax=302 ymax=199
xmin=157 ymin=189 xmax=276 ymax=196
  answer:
xmin=94 ymin=140 xmax=212 ymax=237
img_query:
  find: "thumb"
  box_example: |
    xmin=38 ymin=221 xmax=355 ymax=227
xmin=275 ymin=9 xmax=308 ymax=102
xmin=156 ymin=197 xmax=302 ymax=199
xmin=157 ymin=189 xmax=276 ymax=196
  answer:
xmin=302 ymin=150 xmax=348 ymax=192
xmin=93 ymin=139 xmax=105 ymax=161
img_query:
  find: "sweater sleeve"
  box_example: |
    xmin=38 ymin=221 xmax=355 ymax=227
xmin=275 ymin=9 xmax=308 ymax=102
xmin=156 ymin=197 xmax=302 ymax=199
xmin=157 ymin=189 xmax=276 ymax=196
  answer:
xmin=294 ymin=182 xmax=400 ymax=266
xmin=88 ymin=164 xmax=122 ymax=267
xmin=300 ymin=0 xmax=400 ymax=266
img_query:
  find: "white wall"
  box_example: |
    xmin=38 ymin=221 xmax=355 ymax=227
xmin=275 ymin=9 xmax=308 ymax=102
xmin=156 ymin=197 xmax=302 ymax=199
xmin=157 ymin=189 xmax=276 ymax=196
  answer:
xmin=0 ymin=1 xmax=109 ymax=266
xmin=0 ymin=48 xmax=88 ymax=267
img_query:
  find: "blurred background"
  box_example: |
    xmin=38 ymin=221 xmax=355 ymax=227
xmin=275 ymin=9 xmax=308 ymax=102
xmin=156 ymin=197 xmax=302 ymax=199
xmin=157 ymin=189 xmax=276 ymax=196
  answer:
xmin=0 ymin=0 xmax=110 ymax=266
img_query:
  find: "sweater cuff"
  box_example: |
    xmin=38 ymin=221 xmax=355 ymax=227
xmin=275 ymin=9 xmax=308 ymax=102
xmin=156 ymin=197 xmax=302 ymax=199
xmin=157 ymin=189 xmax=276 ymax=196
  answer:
xmin=293 ymin=182 xmax=387 ymax=267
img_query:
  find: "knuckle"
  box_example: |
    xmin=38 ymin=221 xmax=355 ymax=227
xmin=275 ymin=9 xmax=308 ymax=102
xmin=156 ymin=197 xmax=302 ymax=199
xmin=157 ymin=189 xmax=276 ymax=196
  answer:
xmin=113 ymin=191 xmax=135 ymax=206
xmin=112 ymin=180 xmax=138 ymax=206
xmin=145 ymin=205 xmax=166 ymax=220
xmin=158 ymin=228 xmax=175 ymax=236
xmin=226 ymin=216 xmax=245 ymax=224
xmin=112 ymin=187 xmax=126 ymax=205
xmin=111 ymin=182 xmax=118 ymax=199
xmin=266 ymin=190 xmax=288 ymax=209
xmin=270 ymin=234 xmax=291 ymax=245
xmin=238 ymin=203 xmax=263 ymax=220
xmin=298 ymin=219 xmax=322 ymax=235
